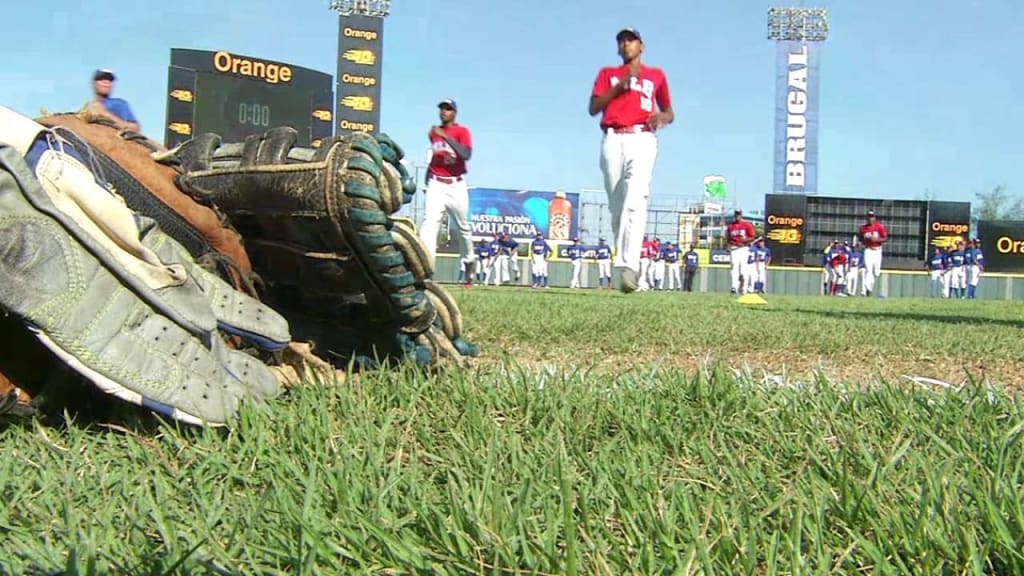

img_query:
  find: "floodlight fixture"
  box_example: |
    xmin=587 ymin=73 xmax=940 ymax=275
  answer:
xmin=767 ymin=7 xmax=829 ymax=42
xmin=329 ymin=0 xmax=391 ymax=18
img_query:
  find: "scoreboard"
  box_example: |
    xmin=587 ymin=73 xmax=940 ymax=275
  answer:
xmin=165 ymin=49 xmax=333 ymax=149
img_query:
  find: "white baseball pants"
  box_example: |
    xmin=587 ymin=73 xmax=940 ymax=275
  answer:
xmin=639 ymin=257 xmax=652 ymax=289
xmin=730 ymin=246 xmax=751 ymax=293
xmin=491 ymin=254 xmax=509 ymax=285
xmin=598 ymin=259 xmax=611 ymax=280
xmin=862 ymin=247 xmax=883 ymax=294
xmin=531 ymin=255 xmax=548 ymax=278
xmin=667 ymin=265 xmax=680 ymax=290
xmin=651 ymin=260 xmax=664 ymax=289
xmin=847 ymin=268 xmax=862 ymax=296
xmin=969 ymin=264 xmax=982 ymax=287
xmin=950 ymin=267 xmax=966 ymax=290
xmin=599 ymin=129 xmax=658 ymax=274
xmin=570 ymin=259 xmax=583 ymax=288
xmin=419 ymin=176 xmax=474 ymax=265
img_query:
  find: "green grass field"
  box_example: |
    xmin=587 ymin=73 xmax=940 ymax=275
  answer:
xmin=2 ymin=288 xmax=1024 ymax=575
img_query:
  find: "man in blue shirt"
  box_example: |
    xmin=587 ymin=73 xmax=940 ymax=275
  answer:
xmin=662 ymin=241 xmax=681 ymax=290
xmin=84 ymin=69 xmax=140 ymax=132
xmin=683 ymin=243 xmax=699 ymax=292
xmin=753 ymin=238 xmax=772 ymax=294
xmin=568 ymin=237 xmax=585 ymax=289
xmin=967 ymin=237 xmax=985 ymax=299
xmin=594 ymin=238 xmax=612 ymax=290
xmin=947 ymin=240 xmax=968 ymax=299
xmin=846 ymin=243 xmax=864 ymax=296
xmin=529 ymin=232 xmax=552 ymax=289
xmin=925 ymin=247 xmax=945 ymax=298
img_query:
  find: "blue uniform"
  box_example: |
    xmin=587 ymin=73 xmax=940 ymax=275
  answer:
xmin=99 ymin=97 xmax=138 ymax=125
xmin=947 ymin=248 xmax=967 ymax=298
xmin=927 ymin=251 xmax=944 ymax=297
xmin=968 ymin=246 xmax=985 ymax=298
xmin=530 ymin=237 xmax=552 ymax=287
xmin=567 ymin=244 xmax=584 ymax=260
xmin=595 ymin=243 xmax=612 ymax=288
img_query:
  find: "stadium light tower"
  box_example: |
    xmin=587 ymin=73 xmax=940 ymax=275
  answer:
xmin=767 ymin=7 xmax=829 ymax=42
xmin=767 ymin=6 xmax=828 ymax=198
xmin=329 ymin=0 xmax=391 ymax=17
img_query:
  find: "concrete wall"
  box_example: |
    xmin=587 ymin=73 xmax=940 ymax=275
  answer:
xmin=435 ymin=256 xmax=1022 ymax=299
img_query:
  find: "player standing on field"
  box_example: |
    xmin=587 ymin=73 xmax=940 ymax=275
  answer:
xmin=726 ymin=209 xmax=757 ymax=294
xmin=968 ymin=238 xmax=985 ymax=299
xmin=589 ymin=27 xmax=674 ymax=293
xmin=858 ymin=209 xmax=888 ymax=297
xmin=594 ymin=238 xmax=613 ymax=289
xmin=530 ymin=232 xmax=552 ymax=289
xmin=419 ymin=99 xmax=476 ymax=288
xmin=568 ymin=237 xmax=585 ymax=288
xmin=683 ymin=243 xmax=699 ymax=292
xmin=926 ymin=247 xmax=945 ymax=298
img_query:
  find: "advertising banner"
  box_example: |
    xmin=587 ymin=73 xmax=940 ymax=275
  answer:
xmin=467 ymin=188 xmax=580 ymax=242
xmin=435 ymin=189 xmax=581 ymax=255
xmin=977 ymin=220 xmax=1024 ymax=272
xmin=773 ymin=40 xmax=821 ymax=194
xmin=925 ymin=201 xmax=972 ymax=254
xmin=764 ymin=193 xmax=809 ymax=265
xmin=335 ymin=14 xmax=383 ymax=135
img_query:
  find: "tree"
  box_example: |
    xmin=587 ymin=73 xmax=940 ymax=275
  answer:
xmin=971 ymin=185 xmax=1023 ymax=229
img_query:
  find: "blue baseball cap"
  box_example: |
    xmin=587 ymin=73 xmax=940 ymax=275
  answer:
xmin=616 ymin=28 xmax=642 ymax=42
xmin=93 ymin=68 xmax=116 ymax=81
xmin=438 ymin=99 xmax=457 ymax=111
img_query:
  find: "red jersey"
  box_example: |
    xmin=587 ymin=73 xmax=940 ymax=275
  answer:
xmin=859 ymin=222 xmax=888 ymax=249
xmin=428 ymin=124 xmax=472 ymax=178
xmin=830 ymin=252 xmax=848 ymax=268
xmin=591 ymin=64 xmax=671 ymax=130
xmin=726 ymin=221 xmax=757 ymax=247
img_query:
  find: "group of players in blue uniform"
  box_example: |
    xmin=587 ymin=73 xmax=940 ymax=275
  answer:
xmin=462 ymin=233 xmax=708 ymax=291
xmin=925 ymin=238 xmax=986 ymax=299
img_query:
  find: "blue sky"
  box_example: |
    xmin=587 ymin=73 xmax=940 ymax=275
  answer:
xmin=4 ymin=0 xmax=1022 ymax=213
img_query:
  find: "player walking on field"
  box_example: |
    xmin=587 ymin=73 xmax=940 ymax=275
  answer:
xmin=589 ymin=27 xmax=674 ymax=293
xmin=726 ymin=209 xmax=757 ymax=294
xmin=419 ymin=98 xmax=476 ymax=287
xmin=858 ymin=209 xmax=888 ymax=297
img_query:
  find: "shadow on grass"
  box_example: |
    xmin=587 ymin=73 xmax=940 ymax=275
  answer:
xmin=755 ymin=306 xmax=1024 ymax=329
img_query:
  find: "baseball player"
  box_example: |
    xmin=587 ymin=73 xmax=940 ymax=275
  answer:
xmin=725 ymin=209 xmax=757 ymax=294
xmin=485 ymin=234 xmax=502 ymax=285
xmin=651 ymin=239 xmax=666 ymax=290
xmin=589 ymin=27 xmax=674 ymax=293
xmin=419 ymin=98 xmax=476 ymax=286
xmin=682 ymin=243 xmax=699 ymax=292
xmin=639 ymin=235 xmax=653 ymax=291
xmin=594 ymin=237 xmax=613 ymax=289
xmin=828 ymin=241 xmax=849 ymax=296
xmin=662 ymin=241 xmax=681 ymax=290
xmin=495 ymin=233 xmax=519 ymax=286
xmin=926 ymin=247 xmax=945 ymax=298
xmin=475 ymin=239 xmax=492 ymax=283
xmin=753 ymin=238 xmax=771 ymax=294
xmin=530 ymin=232 xmax=552 ymax=289
xmin=858 ymin=209 xmax=888 ymax=297
xmin=947 ymin=240 xmax=968 ymax=299
xmin=845 ymin=242 xmax=864 ymax=296
xmin=568 ymin=237 xmax=585 ymax=288
xmin=967 ymin=238 xmax=985 ymax=299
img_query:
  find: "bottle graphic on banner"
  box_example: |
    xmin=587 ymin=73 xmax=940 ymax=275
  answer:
xmin=548 ymin=191 xmax=572 ymax=240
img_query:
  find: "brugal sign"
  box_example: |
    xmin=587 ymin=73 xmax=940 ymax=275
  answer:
xmin=773 ymin=40 xmax=821 ymax=194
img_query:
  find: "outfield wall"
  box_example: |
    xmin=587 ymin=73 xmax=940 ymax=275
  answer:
xmin=433 ymin=256 xmax=1024 ymax=300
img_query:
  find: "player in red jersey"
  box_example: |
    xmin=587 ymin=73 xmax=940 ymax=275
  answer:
xmin=858 ymin=209 xmax=888 ymax=296
xmin=726 ymin=209 xmax=757 ymax=294
xmin=418 ymin=98 xmax=477 ymax=287
xmin=589 ymin=27 xmax=674 ymax=293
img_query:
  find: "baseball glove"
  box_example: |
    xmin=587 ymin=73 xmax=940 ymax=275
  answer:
xmin=0 ymin=106 xmax=291 ymax=427
xmin=171 ymin=126 xmax=479 ymax=369
xmin=34 ymin=111 xmax=258 ymax=297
